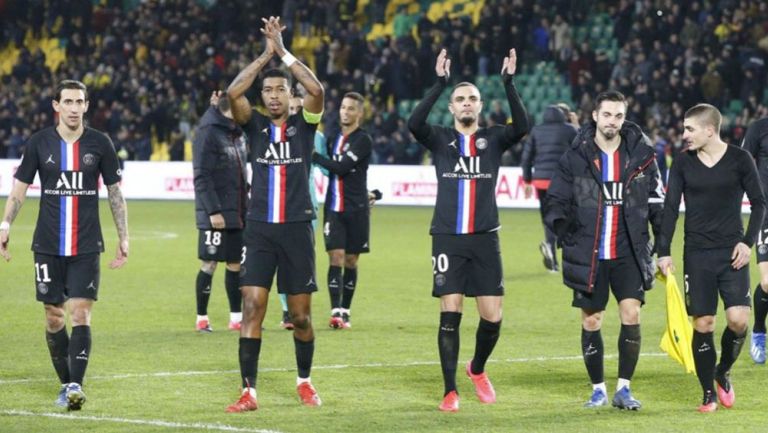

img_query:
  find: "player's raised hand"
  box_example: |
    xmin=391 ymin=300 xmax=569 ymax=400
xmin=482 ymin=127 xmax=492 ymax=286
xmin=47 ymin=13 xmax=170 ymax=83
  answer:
xmin=435 ymin=49 xmax=451 ymax=78
xmin=501 ymin=48 xmax=517 ymax=76
xmin=210 ymin=90 xmax=222 ymax=106
xmin=109 ymin=239 xmax=129 ymax=269
xmin=261 ymin=16 xmax=287 ymax=54
xmin=0 ymin=228 xmax=10 ymax=262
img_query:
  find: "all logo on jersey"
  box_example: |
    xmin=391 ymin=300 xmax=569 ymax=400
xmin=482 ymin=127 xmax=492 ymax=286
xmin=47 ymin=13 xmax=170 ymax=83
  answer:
xmin=601 ymin=181 xmax=623 ymax=206
xmin=454 ymin=156 xmax=481 ymax=174
xmin=46 ymin=171 xmax=95 ymax=196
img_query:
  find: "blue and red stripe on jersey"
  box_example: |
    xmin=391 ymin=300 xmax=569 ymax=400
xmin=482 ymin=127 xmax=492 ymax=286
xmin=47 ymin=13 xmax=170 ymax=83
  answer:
xmin=598 ymin=150 xmax=621 ymax=259
xmin=59 ymin=139 xmax=80 ymax=256
xmin=455 ymin=133 xmax=477 ymax=234
xmin=330 ymin=134 xmax=345 ymax=212
xmin=267 ymin=123 xmax=288 ymax=223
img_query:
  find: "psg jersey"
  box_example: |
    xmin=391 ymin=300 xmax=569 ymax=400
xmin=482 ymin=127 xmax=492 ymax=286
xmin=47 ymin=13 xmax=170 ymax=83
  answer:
xmin=243 ymin=110 xmax=317 ymax=223
xmin=14 ymin=127 xmax=122 ymax=256
xmin=597 ymin=147 xmax=630 ymax=259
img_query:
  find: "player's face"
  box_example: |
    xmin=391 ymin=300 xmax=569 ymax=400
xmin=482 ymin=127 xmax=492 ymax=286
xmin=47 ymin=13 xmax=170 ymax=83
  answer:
xmin=682 ymin=117 xmax=712 ymax=150
xmin=449 ymin=85 xmax=482 ymax=126
xmin=261 ymin=77 xmax=291 ymax=117
xmin=339 ymin=97 xmax=363 ymax=127
xmin=592 ymin=101 xmax=626 ymax=141
xmin=53 ymin=89 xmax=88 ymax=130
xmin=289 ymin=97 xmax=303 ymax=115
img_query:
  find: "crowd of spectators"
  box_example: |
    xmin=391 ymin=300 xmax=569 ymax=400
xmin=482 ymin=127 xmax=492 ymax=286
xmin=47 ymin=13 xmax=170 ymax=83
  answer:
xmin=0 ymin=0 xmax=766 ymax=166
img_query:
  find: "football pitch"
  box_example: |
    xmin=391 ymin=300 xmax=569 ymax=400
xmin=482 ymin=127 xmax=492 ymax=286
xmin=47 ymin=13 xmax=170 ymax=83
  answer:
xmin=0 ymin=200 xmax=766 ymax=433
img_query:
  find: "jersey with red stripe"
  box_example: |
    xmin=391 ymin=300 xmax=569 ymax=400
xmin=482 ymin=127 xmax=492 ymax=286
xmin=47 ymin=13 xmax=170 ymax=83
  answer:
xmin=14 ymin=127 xmax=122 ymax=256
xmin=420 ymin=126 xmax=513 ymax=235
xmin=597 ymin=147 xmax=630 ymax=259
xmin=319 ymin=128 xmax=372 ymax=213
xmin=244 ymin=110 xmax=317 ymax=223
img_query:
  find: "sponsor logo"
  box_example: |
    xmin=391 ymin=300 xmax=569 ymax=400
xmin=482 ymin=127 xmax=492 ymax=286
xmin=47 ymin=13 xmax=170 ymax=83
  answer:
xmin=601 ymin=181 xmax=623 ymax=206
xmin=82 ymin=153 xmax=96 ymax=166
xmin=435 ymin=274 xmax=446 ymax=286
xmin=475 ymin=138 xmax=488 ymax=150
xmin=37 ymin=283 xmax=48 ymax=294
xmin=443 ymin=156 xmax=491 ymax=179
xmin=256 ymin=142 xmax=303 ymax=165
xmin=447 ymin=140 xmax=457 ymax=149
xmin=76 ymin=349 xmax=88 ymax=360
xmin=86 ymin=281 xmax=97 ymax=291
xmin=306 ymin=277 xmax=316 ymax=287
xmin=698 ymin=342 xmax=711 ymax=352
xmin=45 ymin=172 xmax=97 ymax=196
xmin=584 ymin=343 xmax=597 ymax=356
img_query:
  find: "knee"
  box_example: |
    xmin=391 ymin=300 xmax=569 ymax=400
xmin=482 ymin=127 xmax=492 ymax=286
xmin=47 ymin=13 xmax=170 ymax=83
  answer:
xmin=760 ymin=276 xmax=768 ymax=293
xmin=582 ymin=314 xmax=602 ymax=331
xmin=620 ymin=307 xmax=640 ymax=325
xmin=69 ymin=306 xmax=91 ymax=326
xmin=727 ymin=317 xmax=749 ymax=334
xmin=693 ymin=316 xmax=716 ymax=333
xmin=291 ymin=312 xmax=311 ymax=330
xmin=329 ymin=251 xmax=345 ymax=267
xmin=344 ymin=255 xmax=358 ymax=269
xmin=44 ymin=305 xmax=66 ymax=331
xmin=200 ymin=261 xmax=217 ymax=274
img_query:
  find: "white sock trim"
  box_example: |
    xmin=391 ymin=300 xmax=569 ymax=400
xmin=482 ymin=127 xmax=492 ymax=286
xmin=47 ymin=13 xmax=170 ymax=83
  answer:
xmin=196 ymin=315 xmax=209 ymax=322
xmin=244 ymin=387 xmax=257 ymax=398
xmin=592 ymin=382 xmax=607 ymax=393
xmin=230 ymin=312 xmax=243 ymax=323
xmin=297 ymin=377 xmax=311 ymax=386
xmin=616 ymin=378 xmax=631 ymax=391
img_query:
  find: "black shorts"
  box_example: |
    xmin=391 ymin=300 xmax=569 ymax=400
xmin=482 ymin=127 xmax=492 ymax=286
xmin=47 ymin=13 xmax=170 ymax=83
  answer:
xmin=33 ymin=253 xmax=100 ymax=304
xmin=323 ymin=210 xmax=370 ymax=254
xmin=431 ymin=232 xmax=504 ymax=298
xmin=198 ymin=229 xmax=243 ymax=263
xmin=240 ymin=221 xmax=317 ymax=295
xmin=756 ymin=223 xmax=768 ymax=263
xmin=684 ymin=247 xmax=751 ymax=316
xmin=572 ymin=255 xmax=645 ymax=310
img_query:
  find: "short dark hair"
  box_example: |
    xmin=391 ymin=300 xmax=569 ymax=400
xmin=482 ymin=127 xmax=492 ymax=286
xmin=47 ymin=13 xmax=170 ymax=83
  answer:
xmin=217 ymin=95 xmax=231 ymax=113
xmin=54 ymin=80 xmax=88 ymax=102
xmin=342 ymin=92 xmax=364 ymax=106
xmin=684 ymin=103 xmax=722 ymax=132
xmin=450 ymin=82 xmax=478 ymax=99
xmin=261 ymin=68 xmax=292 ymax=87
xmin=594 ymin=90 xmax=627 ymax=112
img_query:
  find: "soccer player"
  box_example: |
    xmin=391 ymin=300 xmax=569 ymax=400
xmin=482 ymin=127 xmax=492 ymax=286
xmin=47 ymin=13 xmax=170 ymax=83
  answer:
xmin=521 ymin=104 xmax=578 ymax=272
xmin=546 ymin=90 xmax=664 ymax=411
xmin=0 ymin=79 xmax=129 ymax=411
xmin=192 ymin=91 xmax=247 ymax=332
xmin=658 ymin=104 xmax=766 ymax=412
xmin=741 ymin=116 xmax=768 ymax=364
xmin=224 ymin=16 xmax=324 ymax=412
xmin=407 ymin=48 xmax=529 ymax=412
xmin=312 ymin=92 xmax=372 ymax=329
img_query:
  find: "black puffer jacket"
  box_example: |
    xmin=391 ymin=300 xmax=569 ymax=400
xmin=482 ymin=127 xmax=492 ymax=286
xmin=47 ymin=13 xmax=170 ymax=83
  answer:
xmin=193 ymin=106 xmax=248 ymax=229
xmin=521 ymin=106 xmax=578 ymax=183
xmin=545 ymin=121 xmax=665 ymax=293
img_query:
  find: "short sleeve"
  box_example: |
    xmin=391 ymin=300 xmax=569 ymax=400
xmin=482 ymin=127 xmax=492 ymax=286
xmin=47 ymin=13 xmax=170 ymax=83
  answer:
xmin=14 ymin=135 xmax=40 ymax=184
xmin=99 ymin=134 xmax=122 ymax=186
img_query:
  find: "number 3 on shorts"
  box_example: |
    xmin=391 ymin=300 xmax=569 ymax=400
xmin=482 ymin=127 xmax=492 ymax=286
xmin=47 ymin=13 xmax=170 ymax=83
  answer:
xmin=241 ymin=246 xmax=247 ymax=265
xmin=432 ymin=254 xmax=449 ymax=275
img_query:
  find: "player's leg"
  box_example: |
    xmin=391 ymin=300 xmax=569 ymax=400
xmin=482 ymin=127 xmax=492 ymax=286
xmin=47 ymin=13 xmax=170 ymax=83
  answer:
xmin=468 ymin=295 xmax=501 ymax=404
xmin=611 ymin=257 xmax=643 ymax=410
xmin=224 ymin=230 xmax=244 ymax=330
xmin=287 ymin=293 xmax=321 ymax=406
xmin=340 ymin=253 xmax=359 ymax=328
xmin=36 ymin=254 xmax=71 ymax=408
xmin=63 ymin=253 xmax=99 ymax=411
xmin=438 ymin=293 xmax=463 ymax=412
xmin=686 ymin=248 xmax=720 ymax=412
xmin=751 ymin=261 xmax=768 ymax=364
xmin=327 ymin=249 xmax=345 ymax=328
xmin=340 ymin=211 xmax=369 ymax=328
xmin=573 ymin=261 xmax=609 ymax=407
xmin=279 ymin=293 xmax=293 ymax=329
xmin=714 ymin=261 xmax=751 ymax=409
xmin=196 ymin=260 xmax=217 ymax=332
xmin=227 ymin=284 xmax=269 ymax=412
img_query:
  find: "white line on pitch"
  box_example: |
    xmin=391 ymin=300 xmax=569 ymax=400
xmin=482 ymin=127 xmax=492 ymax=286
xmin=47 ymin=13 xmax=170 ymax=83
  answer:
xmin=0 ymin=352 xmax=667 ymax=385
xmin=0 ymin=409 xmax=283 ymax=433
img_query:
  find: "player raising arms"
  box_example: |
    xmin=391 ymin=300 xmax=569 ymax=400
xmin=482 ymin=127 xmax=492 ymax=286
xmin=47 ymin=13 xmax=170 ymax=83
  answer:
xmin=408 ymin=48 xmax=529 ymax=412
xmin=224 ymin=16 xmax=325 ymax=412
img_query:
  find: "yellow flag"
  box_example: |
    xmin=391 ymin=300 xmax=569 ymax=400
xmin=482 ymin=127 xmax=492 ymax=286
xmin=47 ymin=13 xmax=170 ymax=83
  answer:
xmin=656 ymin=272 xmax=695 ymax=374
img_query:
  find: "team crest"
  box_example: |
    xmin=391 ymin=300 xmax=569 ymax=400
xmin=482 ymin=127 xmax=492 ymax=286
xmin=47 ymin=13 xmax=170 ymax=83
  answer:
xmin=475 ymin=138 xmax=488 ymax=150
xmin=82 ymin=153 xmax=96 ymax=166
xmin=286 ymin=126 xmax=297 ymax=137
xmin=207 ymin=245 xmax=217 ymax=255
xmin=760 ymin=245 xmax=768 ymax=255
xmin=435 ymin=274 xmax=446 ymax=287
xmin=37 ymin=283 xmax=48 ymax=294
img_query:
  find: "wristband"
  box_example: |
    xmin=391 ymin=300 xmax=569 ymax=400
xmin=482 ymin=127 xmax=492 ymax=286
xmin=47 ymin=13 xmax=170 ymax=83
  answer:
xmin=281 ymin=52 xmax=297 ymax=67
xmin=0 ymin=221 xmax=9 ymax=231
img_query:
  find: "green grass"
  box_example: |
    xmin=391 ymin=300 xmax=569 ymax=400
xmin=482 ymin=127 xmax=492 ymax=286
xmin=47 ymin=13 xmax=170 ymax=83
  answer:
xmin=0 ymin=200 xmax=766 ymax=432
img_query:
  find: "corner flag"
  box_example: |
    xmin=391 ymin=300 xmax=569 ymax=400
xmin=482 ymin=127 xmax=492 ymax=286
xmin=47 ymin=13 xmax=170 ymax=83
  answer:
xmin=657 ymin=272 xmax=695 ymax=374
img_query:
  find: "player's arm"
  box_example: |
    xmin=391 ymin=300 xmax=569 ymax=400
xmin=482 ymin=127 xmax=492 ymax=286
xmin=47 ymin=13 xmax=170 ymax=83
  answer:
xmin=226 ymin=34 xmax=275 ymax=126
xmin=0 ymin=180 xmax=30 ymax=261
xmin=192 ymin=121 xmax=224 ymax=228
xmin=741 ymin=153 xmax=766 ymax=248
xmin=656 ymin=157 xmax=685 ymax=274
xmin=313 ymin=132 xmax=329 ymax=177
xmin=544 ymin=152 xmax=575 ymax=241
xmin=407 ymin=49 xmax=450 ymax=147
xmin=107 ymin=183 xmax=129 ymax=269
xmin=741 ymin=119 xmax=760 ymax=158
xmin=264 ymin=17 xmax=324 ymax=116
xmin=642 ymin=134 xmax=666 ymax=244
xmin=500 ymin=48 xmax=530 ymax=147
xmin=312 ymin=134 xmax=372 ymax=176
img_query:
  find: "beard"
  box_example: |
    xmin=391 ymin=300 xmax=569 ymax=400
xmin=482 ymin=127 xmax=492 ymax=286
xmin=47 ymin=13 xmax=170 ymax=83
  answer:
xmin=458 ymin=114 xmax=476 ymax=127
xmin=599 ymin=127 xmax=618 ymax=140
